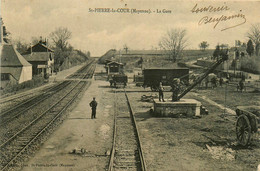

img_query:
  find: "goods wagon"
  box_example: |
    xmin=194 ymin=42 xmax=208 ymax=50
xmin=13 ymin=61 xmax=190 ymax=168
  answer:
xmin=108 ymin=74 xmax=128 ymax=88
xmin=143 ymin=67 xmax=189 ymax=90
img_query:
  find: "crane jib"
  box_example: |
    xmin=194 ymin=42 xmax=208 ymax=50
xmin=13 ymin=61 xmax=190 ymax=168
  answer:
xmin=177 ymin=54 xmax=228 ymax=101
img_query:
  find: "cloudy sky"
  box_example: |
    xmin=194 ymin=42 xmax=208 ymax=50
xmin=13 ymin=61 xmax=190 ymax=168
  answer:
xmin=1 ymin=0 xmax=260 ymax=56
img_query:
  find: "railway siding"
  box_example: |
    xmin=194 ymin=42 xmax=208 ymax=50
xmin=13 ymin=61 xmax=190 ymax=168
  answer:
xmin=108 ymin=90 xmax=146 ymax=171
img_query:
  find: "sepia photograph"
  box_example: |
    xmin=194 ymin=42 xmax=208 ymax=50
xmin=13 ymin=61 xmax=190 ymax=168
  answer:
xmin=0 ymin=0 xmax=260 ymax=170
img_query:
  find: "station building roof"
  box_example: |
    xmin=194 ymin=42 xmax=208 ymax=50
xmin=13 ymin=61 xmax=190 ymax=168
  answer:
xmin=23 ymin=42 xmax=54 ymax=55
xmin=23 ymin=52 xmax=52 ymax=62
xmin=1 ymin=44 xmax=32 ymax=67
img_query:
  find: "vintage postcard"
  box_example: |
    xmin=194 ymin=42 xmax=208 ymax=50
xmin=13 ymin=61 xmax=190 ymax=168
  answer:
xmin=0 ymin=0 xmax=260 ymax=170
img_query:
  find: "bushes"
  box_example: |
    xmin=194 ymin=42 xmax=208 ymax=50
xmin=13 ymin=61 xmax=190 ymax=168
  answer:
xmin=56 ymin=50 xmax=90 ymax=71
xmin=1 ymin=75 xmax=45 ymax=95
xmin=240 ymin=56 xmax=260 ymax=74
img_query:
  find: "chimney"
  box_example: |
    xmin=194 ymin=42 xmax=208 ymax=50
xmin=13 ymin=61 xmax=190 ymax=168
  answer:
xmin=39 ymin=36 xmax=43 ymax=43
xmin=0 ymin=17 xmax=3 ymax=45
xmin=30 ymin=43 xmax=32 ymax=55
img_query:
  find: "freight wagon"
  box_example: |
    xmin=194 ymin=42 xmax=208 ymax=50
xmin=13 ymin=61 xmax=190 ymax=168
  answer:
xmin=143 ymin=67 xmax=189 ymax=90
xmin=108 ymin=74 xmax=128 ymax=88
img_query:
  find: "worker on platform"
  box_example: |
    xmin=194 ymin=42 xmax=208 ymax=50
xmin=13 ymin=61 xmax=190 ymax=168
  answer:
xmin=158 ymin=82 xmax=165 ymax=102
xmin=171 ymin=78 xmax=181 ymax=102
xmin=219 ymin=77 xmax=224 ymax=87
xmin=89 ymin=97 xmax=98 ymax=119
xmin=211 ymin=76 xmax=217 ymax=88
xmin=239 ymin=79 xmax=244 ymax=92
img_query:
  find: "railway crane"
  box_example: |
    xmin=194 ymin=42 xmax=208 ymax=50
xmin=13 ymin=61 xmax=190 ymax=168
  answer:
xmin=172 ymin=50 xmax=259 ymax=146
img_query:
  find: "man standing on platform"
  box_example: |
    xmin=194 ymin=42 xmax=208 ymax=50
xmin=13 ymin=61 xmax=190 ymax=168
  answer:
xmin=158 ymin=82 xmax=165 ymax=102
xmin=89 ymin=97 xmax=98 ymax=119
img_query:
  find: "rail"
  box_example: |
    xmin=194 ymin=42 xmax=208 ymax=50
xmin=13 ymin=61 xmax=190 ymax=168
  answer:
xmin=125 ymin=90 xmax=147 ymax=171
xmin=1 ymin=81 xmax=87 ymax=170
xmin=0 ymin=62 xmax=96 ymax=170
xmin=0 ymin=81 xmax=71 ymax=123
xmin=108 ymin=89 xmax=147 ymax=171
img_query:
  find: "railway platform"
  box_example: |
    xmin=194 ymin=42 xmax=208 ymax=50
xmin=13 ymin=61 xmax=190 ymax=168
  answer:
xmin=49 ymin=64 xmax=85 ymax=82
xmin=23 ymin=67 xmax=115 ymax=170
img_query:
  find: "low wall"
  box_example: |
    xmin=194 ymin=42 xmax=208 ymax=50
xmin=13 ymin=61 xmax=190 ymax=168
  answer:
xmin=153 ymin=99 xmax=201 ymax=117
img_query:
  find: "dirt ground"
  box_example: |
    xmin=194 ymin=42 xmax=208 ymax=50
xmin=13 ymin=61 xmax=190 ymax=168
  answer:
xmin=21 ymin=64 xmax=259 ymax=171
xmin=23 ymin=65 xmax=115 ymax=171
xmin=128 ymin=89 xmax=260 ymax=171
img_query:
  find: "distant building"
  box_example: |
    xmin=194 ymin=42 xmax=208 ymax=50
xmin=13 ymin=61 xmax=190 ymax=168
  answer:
xmin=118 ymin=50 xmax=165 ymax=58
xmin=105 ymin=61 xmax=124 ymax=75
xmin=23 ymin=40 xmax=54 ymax=77
xmin=1 ymin=44 xmax=32 ymax=88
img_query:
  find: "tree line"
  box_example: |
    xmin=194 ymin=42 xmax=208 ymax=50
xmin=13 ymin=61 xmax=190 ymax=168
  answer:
xmin=6 ymin=26 xmax=91 ymax=71
xmin=157 ymin=23 xmax=259 ymax=62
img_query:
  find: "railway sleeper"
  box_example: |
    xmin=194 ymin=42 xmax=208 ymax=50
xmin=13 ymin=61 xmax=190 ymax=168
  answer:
xmin=14 ymin=142 xmax=28 ymax=146
xmin=115 ymin=151 xmax=138 ymax=156
xmin=16 ymin=140 xmax=29 ymax=145
xmin=115 ymin=160 xmax=140 ymax=164
xmin=114 ymin=165 xmax=138 ymax=169
xmin=4 ymin=146 xmax=23 ymax=151
xmin=116 ymin=156 xmax=136 ymax=159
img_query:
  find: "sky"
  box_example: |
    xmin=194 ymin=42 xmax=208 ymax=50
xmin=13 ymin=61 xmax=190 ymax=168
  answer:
xmin=1 ymin=0 xmax=260 ymax=56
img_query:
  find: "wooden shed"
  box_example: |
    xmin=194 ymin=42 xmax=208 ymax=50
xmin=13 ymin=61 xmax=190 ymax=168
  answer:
xmin=105 ymin=61 xmax=124 ymax=75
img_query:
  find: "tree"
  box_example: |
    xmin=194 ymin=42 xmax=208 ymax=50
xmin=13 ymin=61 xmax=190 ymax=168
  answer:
xmin=159 ymin=28 xmax=188 ymax=62
xmin=123 ymin=44 xmax=129 ymax=54
xmin=87 ymin=51 xmax=91 ymax=58
xmin=247 ymin=23 xmax=260 ymax=56
xmin=219 ymin=44 xmax=228 ymax=49
xmin=241 ymin=42 xmax=246 ymax=48
xmin=14 ymin=39 xmax=29 ymax=54
xmin=246 ymin=39 xmax=254 ymax=56
xmin=31 ymin=36 xmax=42 ymax=45
xmin=213 ymin=45 xmax=221 ymax=60
xmin=199 ymin=41 xmax=209 ymax=51
xmin=49 ymin=27 xmax=72 ymax=51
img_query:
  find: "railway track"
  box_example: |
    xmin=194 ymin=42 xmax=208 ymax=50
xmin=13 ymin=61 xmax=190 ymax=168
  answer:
xmin=108 ymin=90 xmax=146 ymax=171
xmin=0 ymin=81 xmax=88 ymax=170
xmin=0 ymin=81 xmax=72 ymax=125
xmin=0 ymin=83 xmax=58 ymax=105
xmin=0 ymin=61 xmax=96 ymax=170
xmin=67 ymin=59 xmax=96 ymax=79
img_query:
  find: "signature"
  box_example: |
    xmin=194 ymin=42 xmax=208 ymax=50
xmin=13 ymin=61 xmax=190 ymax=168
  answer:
xmin=191 ymin=3 xmax=230 ymax=13
xmin=191 ymin=3 xmax=247 ymax=31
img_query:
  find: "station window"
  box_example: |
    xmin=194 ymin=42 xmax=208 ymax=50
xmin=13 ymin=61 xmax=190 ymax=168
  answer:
xmin=1 ymin=73 xmax=10 ymax=80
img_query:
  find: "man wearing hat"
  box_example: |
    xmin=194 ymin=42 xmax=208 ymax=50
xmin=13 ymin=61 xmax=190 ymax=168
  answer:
xmin=158 ymin=82 xmax=165 ymax=102
xmin=89 ymin=97 xmax=98 ymax=119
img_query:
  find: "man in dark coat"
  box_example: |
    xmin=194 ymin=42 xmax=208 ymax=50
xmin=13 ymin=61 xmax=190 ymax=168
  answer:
xmin=239 ymin=79 xmax=244 ymax=92
xmin=89 ymin=97 xmax=98 ymax=119
xmin=219 ymin=77 xmax=224 ymax=87
xmin=158 ymin=82 xmax=165 ymax=102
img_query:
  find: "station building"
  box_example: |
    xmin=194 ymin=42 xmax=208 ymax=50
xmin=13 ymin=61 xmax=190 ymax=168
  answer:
xmin=0 ymin=44 xmax=32 ymax=88
xmin=22 ymin=40 xmax=54 ymax=77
